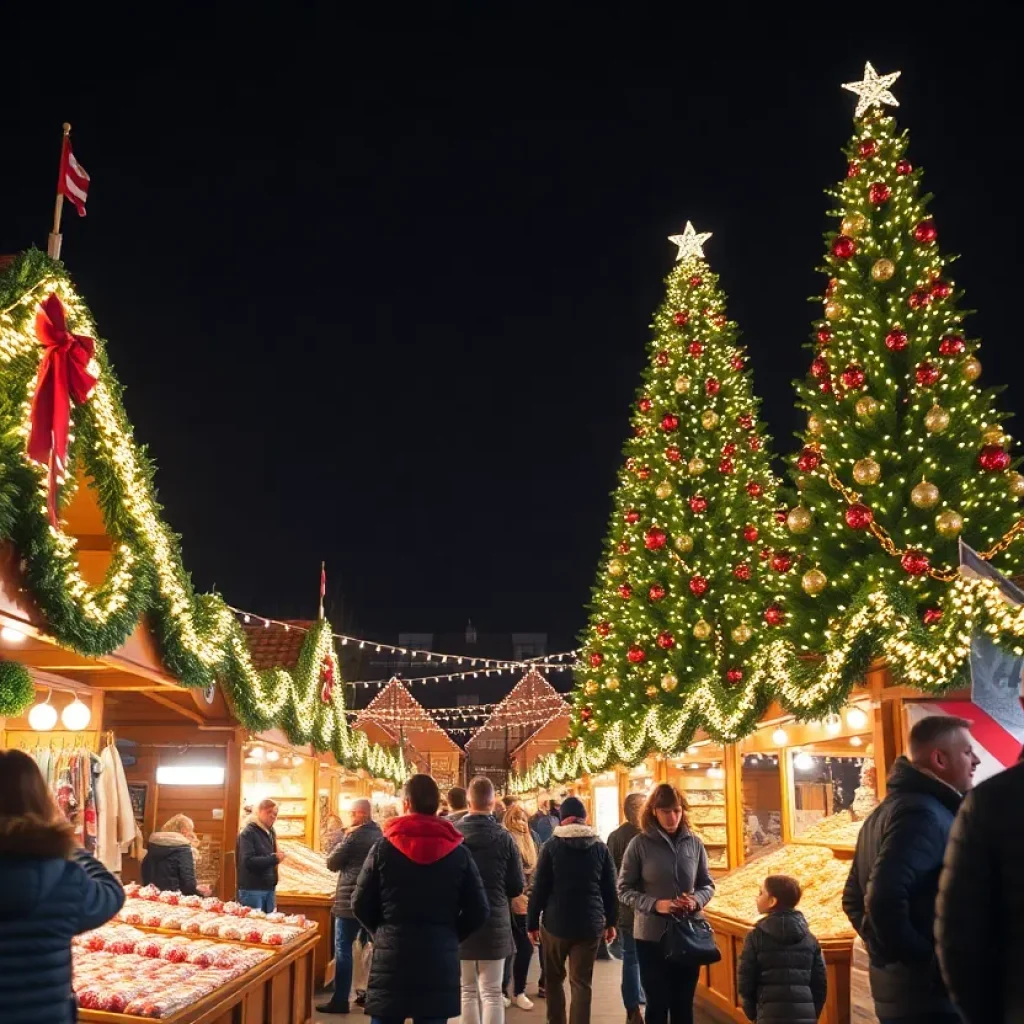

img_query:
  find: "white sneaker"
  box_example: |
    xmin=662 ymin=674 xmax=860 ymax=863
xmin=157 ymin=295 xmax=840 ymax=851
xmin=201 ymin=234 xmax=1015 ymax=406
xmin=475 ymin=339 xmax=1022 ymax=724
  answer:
xmin=513 ymin=994 xmax=534 ymax=1010
xmin=503 ymin=996 xmax=512 ymax=1008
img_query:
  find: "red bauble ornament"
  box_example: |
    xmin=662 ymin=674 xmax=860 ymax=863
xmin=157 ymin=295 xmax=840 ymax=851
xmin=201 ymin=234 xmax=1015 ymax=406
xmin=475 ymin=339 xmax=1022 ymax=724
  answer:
xmin=811 ymin=356 xmax=830 ymax=379
xmin=712 ymin=314 xmax=727 ymax=327
xmin=580 ymin=705 xmax=593 ymax=721
xmin=722 ymin=442 xmax=737 ymax=457
xmin=978 ymin=444 xmax=1012 ymax=472
xmin=589 ymin=652 xmax=604 ymax=668
xmin=832 ymin=235 xmax=857 ymax=259
xmin=746 ymin=481 xmax=764 ymax=498
xmin=847 ymin=161 xmax=861 ymax=178
xmin=596 ymin=621 xmax=611 ymax=637
xmin=743 ymin=524 xmax=759 ymax=543
xmin=916 ymin=362 xmax=941 ymax=387
xmin=923 ymin=607 xmax=944 ymax=626
xmin=841 ymin=363 xmax=866 ymax=389
xmin=644 ymin=527 xmax=667 ymax=550
xmin=859 ymin=139 xmax=878 ymax=158
xmin=733 ymin=563 xmax=752 ymax=581
xmin=665 ymin=446 xmax=682 ymax=463
xmin=914 ymin=219 xmax=938 ymax=244
xmin=931 ymin=280 xmax=952 ymax=299
xmin=660 ymin=413 xmax=680 ymax=433
xmin=845 ymin=503 xmax=874 ymax=530
xmin=655 ymin=350 xmax=670 ymax=366
xmin=637 ymin=465 xmax=651 ymax=480
xmin=869 ymin=181 xmax=891 ymax=204
xmin=673 ymin=311 xmax=689 ymax=326
xmin=617 ymin=541 xmax=630 ymax=554
xmin=896 ymin=159 xmax=913 ymax=175
xmin=638 ymin=397 xmax=652 ymax=412
xmin=901 ymin=549 xmax=930 ymax=576
xmin=763 ymin=603 xmax=786 ymax=626
xmin=689 ymin=275 xmax=702 ymax=287
xmin=770 ymin=551 xmax=793 ymax=574
xmin=719 ymin=458 xmax=734 ymax=475
xmin=731 ymin=355 xmax=745 ymax=371
xmin=749 ymin=435 xmax=763 ymax=451
xmin=759 ymin=547 xmax=771 ymax=561
xmin=775 ymin=509 xmax=788 ymax=524
xmin=738 ymin=413 xmax=754 ymax=430
xmin=625 ymin=509 xmax=640 ymax=524
xmin=797 ymin=446 xmax=822 ymax=472
xmin=939 ymin=335 xmax=965 ymax=356
xmin=689 ymin=494 xmax=708 ymax=514
xmin=826 ymin=277 xmax=838 ymax=298
xmin=656 ymin=631 xmax=676 ymax=650
xmin=688 ymin=341 xmax=704 ymax=358
xmin=705 ymin=377 xmax=721 ymax=396
xmin=817 ymin=328 xmax=832 ymax=346
xmin=618 ymin=584 xmax=633 ymax=599
xmin=908 ymin=290 xmax=932 ymax=310
xmin=625 ymin=457 xmax=636 ymax=471
xmin=885 ymin=329 xmax=908 ymax=351
xmin=689 ymin=575 xmax=708 ymax=597
xmin=726 ymin=667 xmax=744 ymax=684
xmin=648 ymin=583 xmax=666 ymax=602
xmin=635 ymin=426 xmax=646 ymax=437
xmin=820 ymin=379 xmax=833 ymax=394
xmin=627 ymin=645 xmax=646 ymax=664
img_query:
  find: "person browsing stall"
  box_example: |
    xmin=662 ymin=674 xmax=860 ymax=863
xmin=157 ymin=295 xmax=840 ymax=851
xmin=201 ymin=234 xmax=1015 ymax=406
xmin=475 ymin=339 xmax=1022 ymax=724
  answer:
xmin=236 ymin=797 xmax=286 ymax=912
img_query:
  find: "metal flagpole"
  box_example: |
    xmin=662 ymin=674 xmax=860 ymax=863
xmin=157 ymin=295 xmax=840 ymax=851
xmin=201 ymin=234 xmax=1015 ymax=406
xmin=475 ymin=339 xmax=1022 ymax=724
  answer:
xmin=47 ymin=123 xmax=72 ymax=260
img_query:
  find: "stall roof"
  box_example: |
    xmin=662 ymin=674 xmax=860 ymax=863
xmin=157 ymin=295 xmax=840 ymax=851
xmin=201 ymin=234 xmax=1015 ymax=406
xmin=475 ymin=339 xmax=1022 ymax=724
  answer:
xmin=355 ymin=678 xmax=462 ymax=754
xmin=465 ymin=669 xmax=570 ymax=751
xmin=243 ymin=620 xmax=313 ymax=670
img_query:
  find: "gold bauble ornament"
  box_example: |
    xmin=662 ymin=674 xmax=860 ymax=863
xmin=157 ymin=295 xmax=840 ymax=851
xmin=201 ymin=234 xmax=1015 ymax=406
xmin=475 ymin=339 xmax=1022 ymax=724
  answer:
xmin=655 ymin=480 xmax=673 ymax=499
xmin=675 ymin=533 xmax=694 ymax=553
xmin=853 ymin=457 xmax=881 ymax=486
xmin=911 ymin=479 xmax=940 ymax=509
xmin=584 ymin=679 xmax=599 ymax=696
xmin=687 ymin=456 xmax=706 ymax=476
xmin=786 ymin=505 xmax=813 ymax=534
xmin=693 ymin=619 xmax=712 ymax=641
xmin=855 ymin=396 xmax=880 ymax=419
xmin=608 ymin=558 xmax=625 ymax=577
xmin=661 ymin=673 xmax=679 ymax=693
xmin=586 ymin=719 xmax=599 ymax=733
xmin=1009 ymin=472 xmax=1024 ymax=499
xmin=962 ymin=357 xmax=982 ymax=382
xmin=674 ymin=375 xmax=691 ymax=394
xmin=841 ymin=212 xmax=867 ymax=236
xmin=701 ymin=409 xmax=719 ymax=430
xmin=824 ymin=300 xmax=845 ymax=321
xmin=801 ymin=568 xmax=828 ymax=596
xmin=604 ymin=675 xmax=620 ymax=691
xmin=924 ymin=404 xmax=950 ymax=433
xmin=807 ymin=413 xmax=826 ymax=436
xmin=731 ymin=623 xmax=753 ymax=645
xmin=871 ymin=258 xmax=896 ymax=282
xmin=645 ymin=685 xmax=659 ymax=698
xmin=935 ymin=509 xmax=964 ymax=538
xmin=982 ymin=425 xmax=1007 ymax=447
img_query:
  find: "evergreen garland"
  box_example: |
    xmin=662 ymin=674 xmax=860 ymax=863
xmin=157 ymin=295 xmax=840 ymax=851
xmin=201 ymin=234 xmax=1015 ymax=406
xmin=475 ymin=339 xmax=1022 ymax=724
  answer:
xmin=0 ymin=660 xmax=34 ymax=717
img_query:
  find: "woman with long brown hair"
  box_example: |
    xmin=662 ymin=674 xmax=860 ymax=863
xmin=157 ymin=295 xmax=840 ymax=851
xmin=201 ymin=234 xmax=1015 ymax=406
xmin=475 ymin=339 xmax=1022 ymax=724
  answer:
xmin=617 ymin=783 xmax=715 ymax=1024
xmin=0 ymin=748 xmax=125 ymax=1023
xmin=502 ymin=803 xmax=540 ymax=1009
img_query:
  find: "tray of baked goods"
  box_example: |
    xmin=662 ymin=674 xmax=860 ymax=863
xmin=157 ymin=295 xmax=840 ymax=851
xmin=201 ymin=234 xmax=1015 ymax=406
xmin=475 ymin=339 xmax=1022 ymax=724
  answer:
xmin=276 ymin=838 xmax=338 ymax=896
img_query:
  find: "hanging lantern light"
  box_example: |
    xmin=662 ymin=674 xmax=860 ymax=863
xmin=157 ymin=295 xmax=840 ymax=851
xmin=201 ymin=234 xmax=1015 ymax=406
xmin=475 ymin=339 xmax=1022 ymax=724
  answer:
xmin=28 ymin=690 xmax=58 ymax=731
xmin=846 ymin=706 xmax=869 ymax=730
xmin=771 ymin=726 xmax=789 ymax=746
xmin=61 ymin=696 xmax=91 ymax=732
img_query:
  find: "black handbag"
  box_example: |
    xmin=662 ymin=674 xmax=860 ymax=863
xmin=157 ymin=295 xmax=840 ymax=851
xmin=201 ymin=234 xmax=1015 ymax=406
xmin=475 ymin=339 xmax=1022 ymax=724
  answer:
xmin=659 ymin=836 xmax=721 ymax=966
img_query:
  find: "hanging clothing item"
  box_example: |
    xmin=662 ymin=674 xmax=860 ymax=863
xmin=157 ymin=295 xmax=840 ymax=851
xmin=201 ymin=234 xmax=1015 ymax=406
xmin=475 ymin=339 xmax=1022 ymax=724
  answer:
xmin=98 ymin=744 xmax=136 ymax=874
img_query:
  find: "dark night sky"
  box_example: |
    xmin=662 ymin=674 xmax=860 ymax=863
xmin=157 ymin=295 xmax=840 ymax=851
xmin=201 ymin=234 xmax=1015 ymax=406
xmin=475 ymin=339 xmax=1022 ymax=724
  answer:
xmin=2 ymin=14 xmax=1020 ymax=648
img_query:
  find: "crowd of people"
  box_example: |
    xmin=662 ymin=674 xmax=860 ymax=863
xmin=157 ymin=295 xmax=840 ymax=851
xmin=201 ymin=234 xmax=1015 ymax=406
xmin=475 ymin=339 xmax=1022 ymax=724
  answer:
xmin=1 ymin=710 xmax=1023 ymax=1023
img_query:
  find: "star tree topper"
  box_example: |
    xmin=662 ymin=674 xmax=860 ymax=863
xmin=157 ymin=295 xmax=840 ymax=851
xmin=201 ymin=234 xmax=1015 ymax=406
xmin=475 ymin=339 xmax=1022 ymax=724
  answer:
xmin=842 ymin=61 xmax=901 ymax=118
xmin=668 ymin=221 xmax=712 ymax=263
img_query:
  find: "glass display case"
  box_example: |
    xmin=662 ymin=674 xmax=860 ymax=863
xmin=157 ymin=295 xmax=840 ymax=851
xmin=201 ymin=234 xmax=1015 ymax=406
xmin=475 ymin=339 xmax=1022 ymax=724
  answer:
xmin=738 ymin=750 xmax=784 ymax=865
xmin=666 ymin=744 xmax=729 ymax=870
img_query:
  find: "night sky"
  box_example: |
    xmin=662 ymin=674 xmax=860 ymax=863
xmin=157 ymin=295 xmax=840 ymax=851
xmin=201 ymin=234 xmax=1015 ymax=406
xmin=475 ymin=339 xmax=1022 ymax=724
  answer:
xmin=2 ymin=16 xmax=1021 ymax=649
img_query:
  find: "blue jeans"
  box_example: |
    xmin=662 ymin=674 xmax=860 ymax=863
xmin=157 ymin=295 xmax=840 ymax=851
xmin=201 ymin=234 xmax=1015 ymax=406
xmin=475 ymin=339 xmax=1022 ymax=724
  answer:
xmin=237 ymin=888 xmax=276 ymax=912
xmin=621 ymin=929 xmax=645 ymax=1011
xmin=333 ymin=916 xmax=362 ymax=1003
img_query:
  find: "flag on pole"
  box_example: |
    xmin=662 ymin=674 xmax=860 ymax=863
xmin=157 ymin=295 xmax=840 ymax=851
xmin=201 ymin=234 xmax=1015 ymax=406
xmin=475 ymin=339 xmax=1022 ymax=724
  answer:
xmin=318 ymin=562 xmax=326 ymax=621
xmin=58 ymin=135 xmax=90 ymax=217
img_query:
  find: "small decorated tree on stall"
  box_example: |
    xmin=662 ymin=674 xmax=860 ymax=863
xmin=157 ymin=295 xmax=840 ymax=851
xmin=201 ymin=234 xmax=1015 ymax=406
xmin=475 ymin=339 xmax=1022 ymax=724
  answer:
xmin=784 ymin=63 xmax=1023 ymax=688
xmin=573 ymin=225 xmax=787 ymax=754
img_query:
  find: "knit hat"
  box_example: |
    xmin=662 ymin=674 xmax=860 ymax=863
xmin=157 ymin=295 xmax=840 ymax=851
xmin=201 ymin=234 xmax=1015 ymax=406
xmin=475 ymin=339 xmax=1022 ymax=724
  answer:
xmin=559 ymin=797 xmax=587 ymax=822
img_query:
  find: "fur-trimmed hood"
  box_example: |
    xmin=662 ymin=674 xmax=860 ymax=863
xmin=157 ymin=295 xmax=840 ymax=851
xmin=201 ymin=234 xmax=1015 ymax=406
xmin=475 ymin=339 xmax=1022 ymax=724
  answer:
xmin=551 ymin=822 xmax=599 ymax=848
xmin=147 ymin=831 xmax=195 ymax=848
xmin=0 ymin=815 xmax=75 ymax=860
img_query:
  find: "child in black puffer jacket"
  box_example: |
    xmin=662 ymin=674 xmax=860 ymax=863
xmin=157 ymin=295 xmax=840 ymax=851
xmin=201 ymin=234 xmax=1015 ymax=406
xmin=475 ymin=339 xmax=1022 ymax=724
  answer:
xmin=737 ymin=874 xmax=827 ymax=1023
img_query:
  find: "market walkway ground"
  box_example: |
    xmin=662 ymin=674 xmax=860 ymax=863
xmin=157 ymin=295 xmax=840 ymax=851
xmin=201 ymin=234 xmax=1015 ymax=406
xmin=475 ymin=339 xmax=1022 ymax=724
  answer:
xmin=313 ymin=957 xmax=726 ymax=1023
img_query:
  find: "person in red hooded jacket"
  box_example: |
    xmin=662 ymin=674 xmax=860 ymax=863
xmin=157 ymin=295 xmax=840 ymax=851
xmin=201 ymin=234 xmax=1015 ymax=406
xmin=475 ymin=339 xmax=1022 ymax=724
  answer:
xmin=353 ymin=774 xmax=489 ymax=1024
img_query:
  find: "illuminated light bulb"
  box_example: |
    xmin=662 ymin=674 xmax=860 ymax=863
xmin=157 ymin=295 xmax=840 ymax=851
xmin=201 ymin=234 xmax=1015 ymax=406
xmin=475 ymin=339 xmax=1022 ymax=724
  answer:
xmin=825 ymin=714 xmax=842 ymax=736
xmin=1 ymin=625 xmax=26 ymax=643
xmin=29 ymin=699 xmax=58 ymax=731
xmin=249 ymin=745 xmax=265 ymax=761
xmin=266 ymin=749 xmax=280 ymax=762
xmin=794 ymin=751 xmax=814 ymax=772
xmin=846 ymin=706 xmax=869 ymax=730
xmin=686 ymin=745 xmax=699 ymax=755
xmin=706 ymin=763 xmax=725 ymax=780
xmin=772 ymin=727 xmax=789 ymax=746
xmin=61 ymin=697 xmax=91 ymax=731
xmin=849 ymin=735 xmax=864 ymax=747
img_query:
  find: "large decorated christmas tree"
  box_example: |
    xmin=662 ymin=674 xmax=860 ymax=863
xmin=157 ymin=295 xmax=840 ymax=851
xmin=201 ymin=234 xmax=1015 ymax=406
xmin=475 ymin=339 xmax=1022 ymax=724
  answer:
xmin=784 ymin=63 xmax=1024 ymax=691
xmin=567 ymin=224 xmax=788 ymax=764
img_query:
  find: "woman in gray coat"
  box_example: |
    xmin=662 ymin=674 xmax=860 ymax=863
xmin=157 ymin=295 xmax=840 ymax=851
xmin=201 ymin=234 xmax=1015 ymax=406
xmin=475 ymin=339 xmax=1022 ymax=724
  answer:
xmin=617 ymin=783 xmax=715 ymax=1024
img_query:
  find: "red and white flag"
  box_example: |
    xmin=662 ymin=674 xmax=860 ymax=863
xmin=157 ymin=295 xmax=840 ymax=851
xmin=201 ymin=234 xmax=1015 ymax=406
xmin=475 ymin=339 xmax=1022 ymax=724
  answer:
xmin=318 ymin=562 xmax=326 ymax=620
xmin=58 ymin=136 xmax=90 ymax=217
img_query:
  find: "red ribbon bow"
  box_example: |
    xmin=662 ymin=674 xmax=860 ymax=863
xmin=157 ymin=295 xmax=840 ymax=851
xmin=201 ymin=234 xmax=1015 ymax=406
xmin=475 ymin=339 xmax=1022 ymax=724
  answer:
xmin=27 ymin=293 xmax=99 ymax=527
xmin=320 ymin=657 xmax=335 ymax=704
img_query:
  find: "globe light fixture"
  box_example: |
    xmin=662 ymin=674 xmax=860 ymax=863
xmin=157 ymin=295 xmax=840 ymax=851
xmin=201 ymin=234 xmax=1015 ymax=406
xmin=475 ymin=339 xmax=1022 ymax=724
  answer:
xmin=28 ymin=692 xmax=58 ymax=731
xmin=772 ymin=727 xmax=789 ymax=746
xmin=61 ymin=697 xmax=91 ymax=731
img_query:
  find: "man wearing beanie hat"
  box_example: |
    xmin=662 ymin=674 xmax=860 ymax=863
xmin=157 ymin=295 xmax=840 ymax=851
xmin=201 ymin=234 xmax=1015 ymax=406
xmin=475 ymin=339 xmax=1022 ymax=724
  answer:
xmin=527 ymin=796 xmax=617 ymax=1024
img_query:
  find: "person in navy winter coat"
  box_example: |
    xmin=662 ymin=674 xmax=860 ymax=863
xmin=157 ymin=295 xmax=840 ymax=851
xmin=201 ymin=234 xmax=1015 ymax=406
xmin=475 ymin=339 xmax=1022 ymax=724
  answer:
xmin=0 ymin=749 xmax=125 ymax=1024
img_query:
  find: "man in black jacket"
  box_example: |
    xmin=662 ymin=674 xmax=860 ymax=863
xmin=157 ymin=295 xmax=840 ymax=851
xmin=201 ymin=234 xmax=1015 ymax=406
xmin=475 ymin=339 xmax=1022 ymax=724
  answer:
xmin=236 ymin=798 xmax=285 ymax=912
xmin=842 ymin=715 xmax=979 ymax=1024
xmin=353 ymin=774 xmax=489 ymax=1024
xmin=318 ymin=799 xmax=383 ymax=1015
xmin=606 ymin=793 xmax=645 ymax=1024
xmin=527 ymin=797 xmax=617 ymax=1024
xmin=455 ymin=777 xmax=524 ymax=1024
xmin=937 ymin=757 xmax=1024 ymax=1023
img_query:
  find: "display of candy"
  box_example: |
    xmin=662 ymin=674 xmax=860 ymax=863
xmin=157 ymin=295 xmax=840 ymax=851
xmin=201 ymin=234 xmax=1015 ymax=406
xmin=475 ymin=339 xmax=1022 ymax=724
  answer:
xmin=794 ymin=808 xmax=865 ymax=848
xmin=179 ymin=894 xmax=203 ymax=908
xmin=276 ymin=839 xmax=337 ymax=896
xmin=75 ymin=924 xmax=147 ymax=952
xmin=137 ymin=884 xmax=161 ymax=899
xmin=123 ymin=882 xmax=141 ymax=898
xmin=157 ymin=890 xmax=182 ymax=905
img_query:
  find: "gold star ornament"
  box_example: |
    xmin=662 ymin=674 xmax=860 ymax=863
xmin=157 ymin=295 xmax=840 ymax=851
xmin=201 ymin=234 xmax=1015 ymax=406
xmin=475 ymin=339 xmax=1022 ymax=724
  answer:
xmin=842 ymin=61 xmax=901 ymax=118
xmin=668 ymin=221 xmax=712 ymax=263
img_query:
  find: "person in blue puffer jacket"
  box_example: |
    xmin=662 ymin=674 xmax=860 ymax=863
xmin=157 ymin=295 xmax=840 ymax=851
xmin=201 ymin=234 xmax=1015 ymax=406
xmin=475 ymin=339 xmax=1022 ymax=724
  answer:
xmin=0 ymin=748 xmax=125 ymax=1023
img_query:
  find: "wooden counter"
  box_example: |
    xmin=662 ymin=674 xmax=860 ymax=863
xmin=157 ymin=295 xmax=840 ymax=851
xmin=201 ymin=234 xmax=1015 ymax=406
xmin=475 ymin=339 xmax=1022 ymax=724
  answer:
xmin=79 ymin=928 xmax=317 ymax=1024
xmin=696 ymin=909 xmax=853 ymax=1024
xmin=275 ymin=892 xmax=336 ymax=990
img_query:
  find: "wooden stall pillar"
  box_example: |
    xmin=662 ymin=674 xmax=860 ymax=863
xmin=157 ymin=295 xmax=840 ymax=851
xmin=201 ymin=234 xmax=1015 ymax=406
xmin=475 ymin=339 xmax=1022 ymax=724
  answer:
xmin=723 ymin=743 xmax=745 ymax=869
